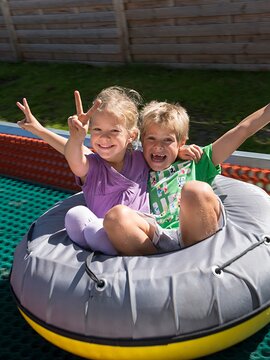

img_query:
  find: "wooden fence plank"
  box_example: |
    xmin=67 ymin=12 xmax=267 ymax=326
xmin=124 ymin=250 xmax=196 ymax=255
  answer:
xmin=126 ymin=1 xmax=270 ymax=20
xmin=130 ymin=22 xmax=270 ymax=38
xmin=139 ymin=62 xmax=270 ymax=71
xmin=0 ymin=42 xmax=11 ymax=50
xmin=16 ymin=28 xmax=118 ymax=39
xmin=131 ymin=42 xmax=270 ymax=55
xmin=112 ymin=0 xmax=131 ymax=62
xmin=0 ymin=0 xmax=20 ymax=59
xmin=9 ymin=0 xmax=112 ymax=10
xmin=0 ymin=29 xmax=9 ymax=37
xmin=20 ymin=43 xmax=120 ymax=54
xmin=11 ymin=12 xmax=115 ymax=25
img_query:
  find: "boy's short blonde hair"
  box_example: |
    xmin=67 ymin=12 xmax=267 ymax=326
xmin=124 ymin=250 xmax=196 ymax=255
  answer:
xmin=94 ymin=86 xmax=142 ymax=134
xmin=140 ymin=101 xmax=189 ymax=143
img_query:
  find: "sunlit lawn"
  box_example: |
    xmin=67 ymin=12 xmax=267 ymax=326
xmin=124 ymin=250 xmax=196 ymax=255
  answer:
xmin=0 ymin=61 xmax=269 ymax=153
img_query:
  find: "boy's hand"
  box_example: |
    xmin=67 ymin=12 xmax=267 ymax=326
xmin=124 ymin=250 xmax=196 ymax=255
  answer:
xmin=178 ymin=144 xmax=203 ymax=162
xmin=16 ymin=98 xmax=44 ymax=135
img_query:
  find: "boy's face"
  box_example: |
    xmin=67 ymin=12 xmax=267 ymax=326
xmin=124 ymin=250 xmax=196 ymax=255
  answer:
xmin=142 ymin=123 xmax=184 ymax=171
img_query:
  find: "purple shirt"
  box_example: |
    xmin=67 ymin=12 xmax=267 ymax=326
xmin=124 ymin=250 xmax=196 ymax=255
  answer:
xmin=78 ymin=150 xmax=150 ymax=217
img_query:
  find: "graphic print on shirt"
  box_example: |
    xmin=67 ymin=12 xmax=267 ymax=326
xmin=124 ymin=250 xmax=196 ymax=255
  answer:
xmin=149 ymin=161 xmax=191 ymax=228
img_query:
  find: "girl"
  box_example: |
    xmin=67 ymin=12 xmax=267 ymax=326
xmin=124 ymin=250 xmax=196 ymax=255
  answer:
xmin=17 ymin=86 xmax=150 ymax=254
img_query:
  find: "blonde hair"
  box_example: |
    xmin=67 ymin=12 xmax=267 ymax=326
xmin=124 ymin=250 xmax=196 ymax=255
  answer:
xmin=93 ymin=86 xmax=142 ymax=135
xmin=140 ymin=101 xmax=189 ymax=143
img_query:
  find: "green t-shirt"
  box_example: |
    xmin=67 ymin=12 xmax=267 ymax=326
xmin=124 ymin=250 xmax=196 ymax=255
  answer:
xmin=148 ymin=144 xmax=221 ymax=229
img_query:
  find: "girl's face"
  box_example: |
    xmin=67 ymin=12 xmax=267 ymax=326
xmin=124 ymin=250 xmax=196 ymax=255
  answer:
xmin=90 ymin=109 xmax=134 ymax=169
xmin=142 ymin=123 xmax=184 ymax=171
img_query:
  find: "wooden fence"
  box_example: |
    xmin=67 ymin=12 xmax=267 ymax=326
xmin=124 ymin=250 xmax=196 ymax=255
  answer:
xmin=1 ymin=0 xmax=270 ymax=70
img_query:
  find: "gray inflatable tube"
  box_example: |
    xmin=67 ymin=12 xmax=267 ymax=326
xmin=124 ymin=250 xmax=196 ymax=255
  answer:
xmin=10 ymin=175 xmax=270 ymax=360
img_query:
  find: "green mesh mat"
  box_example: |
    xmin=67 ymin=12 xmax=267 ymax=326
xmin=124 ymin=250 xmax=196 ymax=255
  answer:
xmin=1 ymin=175 xmax=270 ymax=360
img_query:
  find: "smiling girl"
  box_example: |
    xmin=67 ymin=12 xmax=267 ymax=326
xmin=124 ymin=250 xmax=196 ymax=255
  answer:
xmin=17 ymin=87 xmax=150 ymax=254
xmin=63 ymin=87 xmax=154 ymax=254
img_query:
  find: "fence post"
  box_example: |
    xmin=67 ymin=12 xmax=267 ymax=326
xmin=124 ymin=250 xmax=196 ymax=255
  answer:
xmin=112 ymin=0 xmax=131 ymax=63
xmin=0 ymin=0 xmax=21 ymax=60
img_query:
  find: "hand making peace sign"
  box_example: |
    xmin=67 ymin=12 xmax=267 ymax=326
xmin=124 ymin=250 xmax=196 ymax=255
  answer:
xmin=67 ymin=90 xmax=101 ymax=142
xmin=16 ymin=98 xmax=45 ymax=135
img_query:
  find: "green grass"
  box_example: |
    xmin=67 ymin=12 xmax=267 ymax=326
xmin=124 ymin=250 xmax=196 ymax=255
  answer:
xmin=0 ymin=61 xmax=270 ymax=153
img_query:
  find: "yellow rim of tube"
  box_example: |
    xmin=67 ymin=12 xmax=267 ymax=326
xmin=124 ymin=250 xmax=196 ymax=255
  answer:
xmin=19 ymin=306 xmax=270 ymax=360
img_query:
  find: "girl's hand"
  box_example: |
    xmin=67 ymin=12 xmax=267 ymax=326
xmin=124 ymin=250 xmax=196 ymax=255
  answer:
xmin=16 ymin=98 xmax=44 ymax=135
xmin=178 ymin=144 xmax=203 ymax=162
xmin=65 ymin=90 xmax=101 ymax=179
xmin=74 ymin=90 xmax=101 ymax=125
xmin=67 ymin=90 xmax=101 ymax=141
xmin=67 ymin=114 xmax=89 ymax=142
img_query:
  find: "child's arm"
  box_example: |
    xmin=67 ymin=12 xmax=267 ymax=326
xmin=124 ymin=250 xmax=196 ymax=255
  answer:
xmin=64 ymin=114 xmax=90 ymax=178
xmin=212 ymin=103 xmax=270 ymax=166
xmin=64 ymin=91 xmax=100 ymax=178
xmin=16 ymin=98 xmax=91 ymax=156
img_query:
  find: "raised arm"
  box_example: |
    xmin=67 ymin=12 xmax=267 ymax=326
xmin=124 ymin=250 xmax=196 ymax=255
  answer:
xmin=212 ymin=103 xmax=270 ymax=166
xmin=64 ymin=91 xmax=100 ymax=178
xmin=16 ymin=98 xmax=91 ymax=156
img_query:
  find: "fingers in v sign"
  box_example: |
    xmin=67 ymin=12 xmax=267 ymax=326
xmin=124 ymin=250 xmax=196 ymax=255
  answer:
xmin=74 ymin=90 xmax=101 ymax=125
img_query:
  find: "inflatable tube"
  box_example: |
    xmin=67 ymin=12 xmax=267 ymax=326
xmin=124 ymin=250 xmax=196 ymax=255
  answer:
xmin=10 ymin=175 xmax=270 ymax=359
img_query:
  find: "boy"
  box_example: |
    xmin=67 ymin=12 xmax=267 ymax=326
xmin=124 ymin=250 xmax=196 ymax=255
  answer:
xmin=103 ymin=101 xmax=270 ymax=255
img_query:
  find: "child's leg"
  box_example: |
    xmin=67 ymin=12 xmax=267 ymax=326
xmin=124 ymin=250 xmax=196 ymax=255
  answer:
xmin=179 ymin=180 xmax=221 ymax=247
xmin=103 ymin=205 xmax=158 ymax=256
xmin=83 ymin=219 xmax=118 ymax=255
xmin=65 ymin=205 xmax=98 ymax=248
xmin=65 ymin=205 xmax=117 ymax=255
